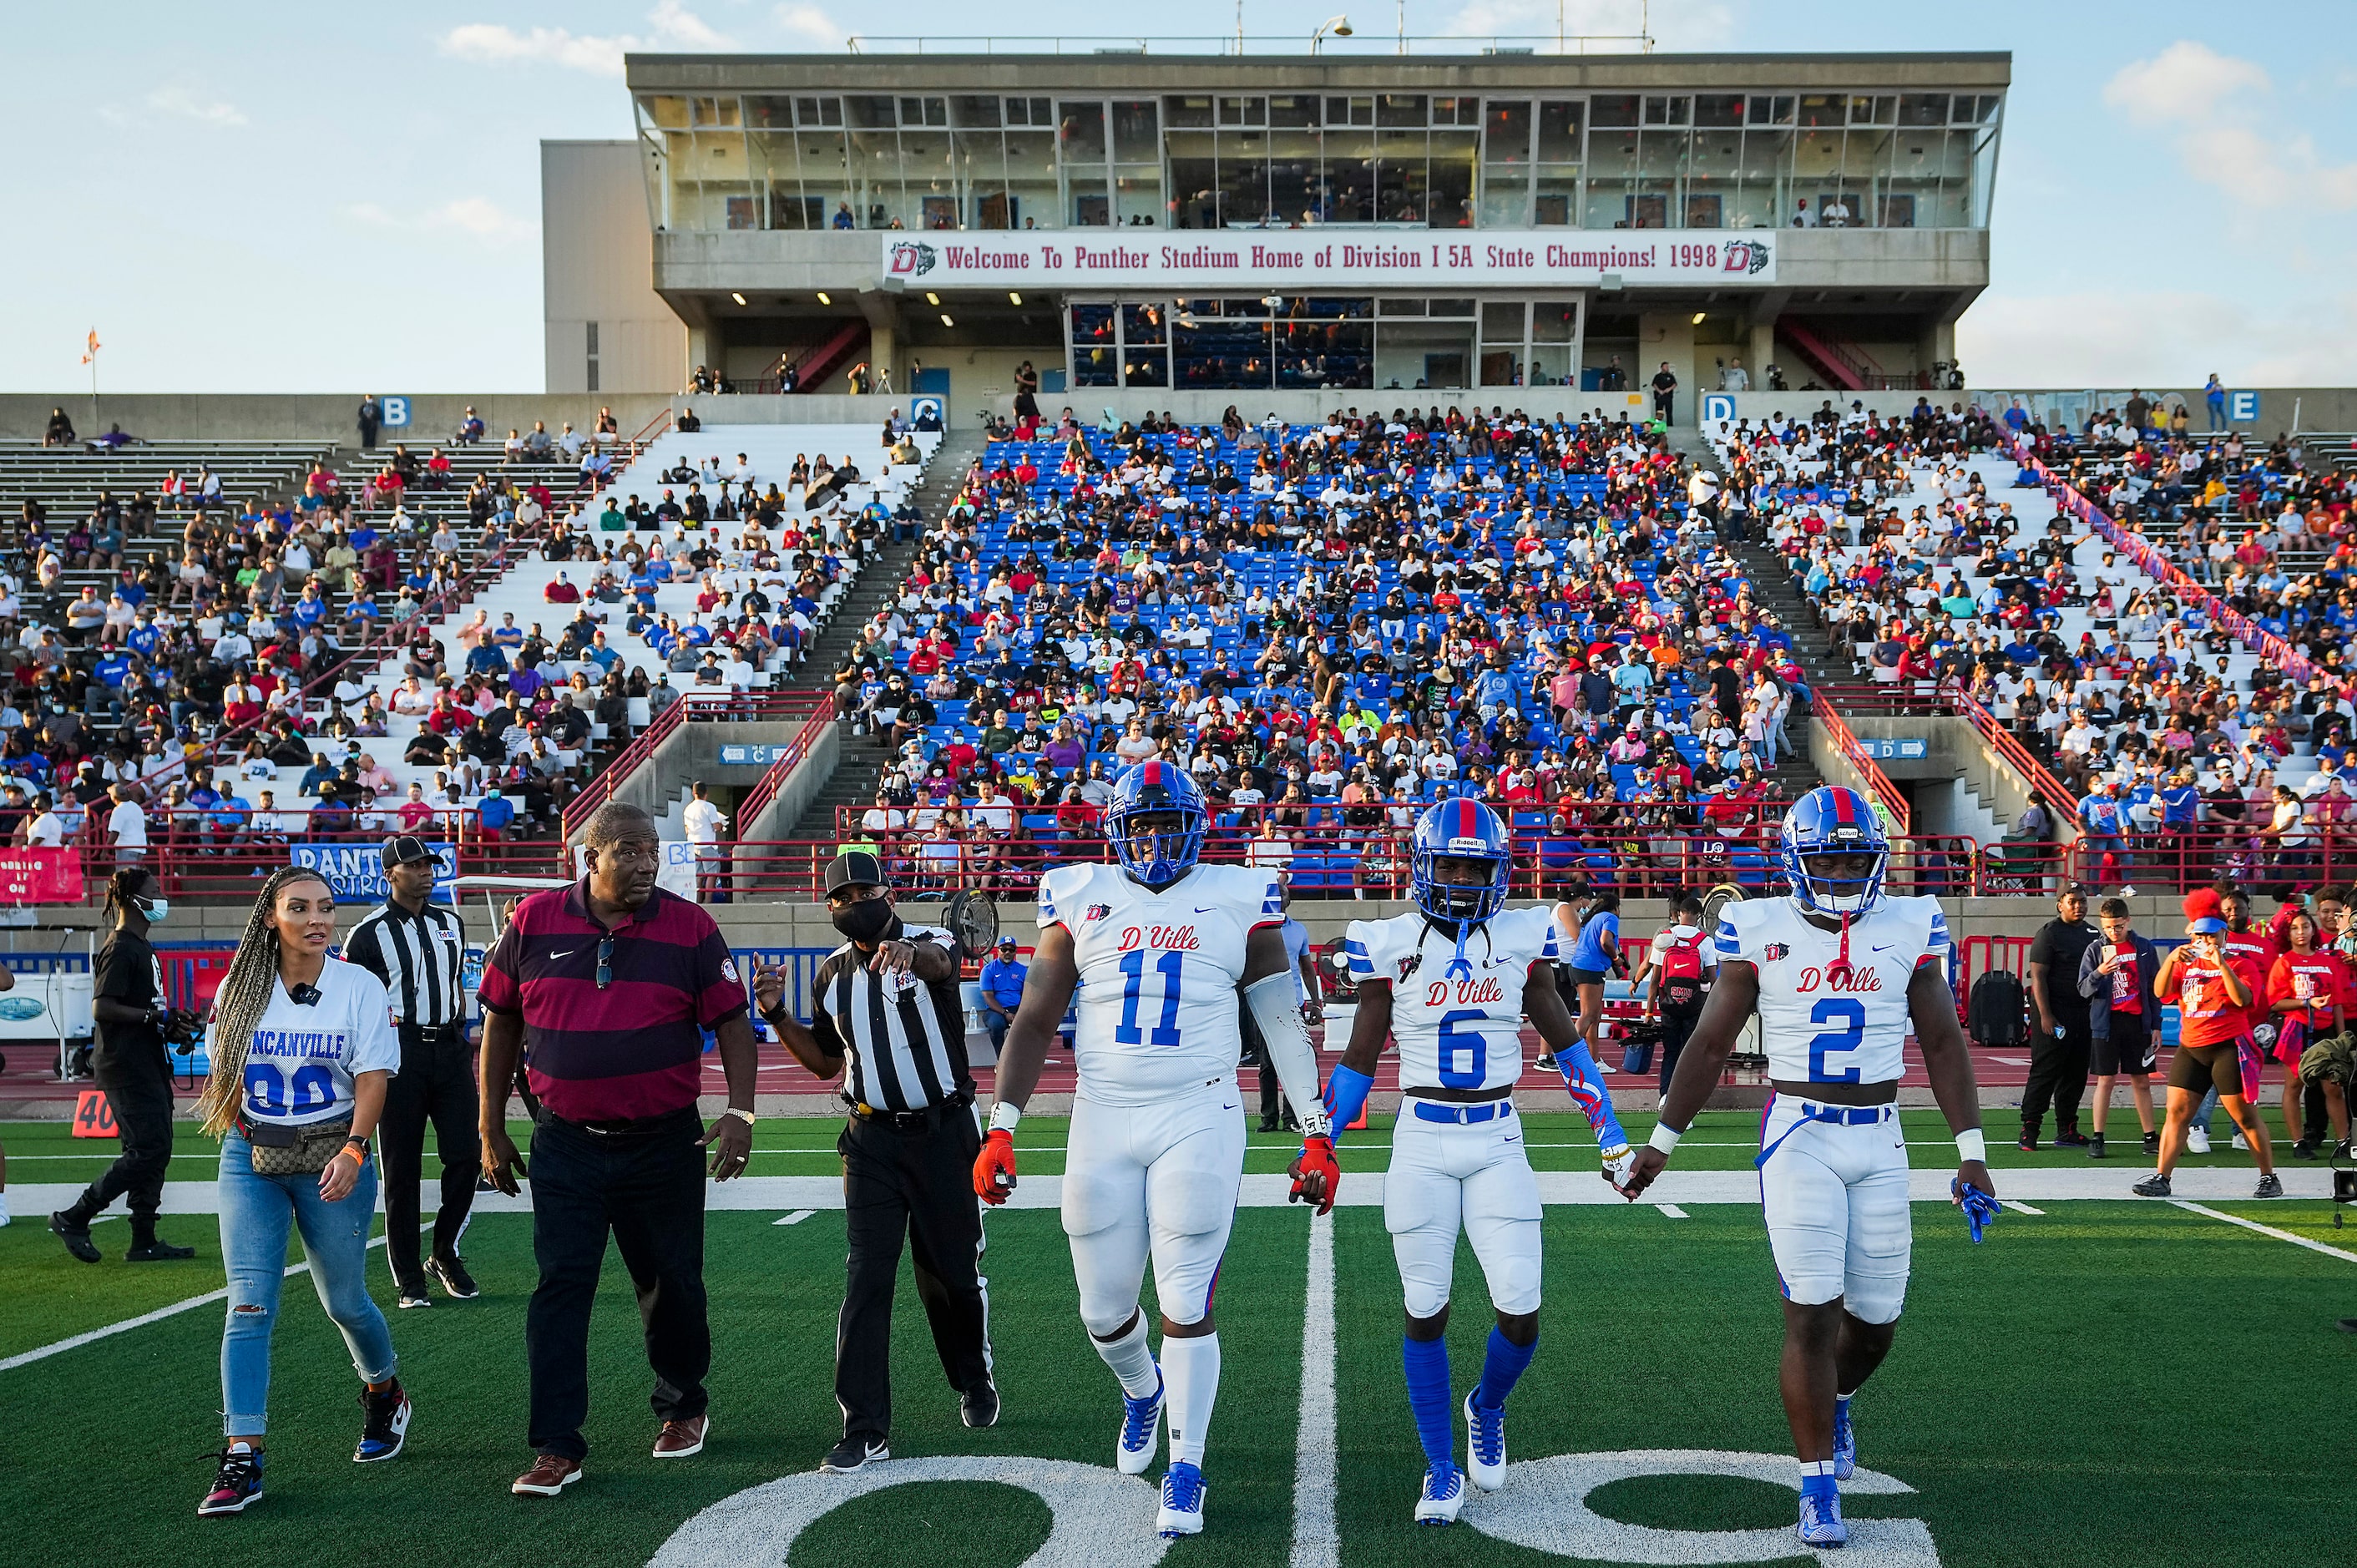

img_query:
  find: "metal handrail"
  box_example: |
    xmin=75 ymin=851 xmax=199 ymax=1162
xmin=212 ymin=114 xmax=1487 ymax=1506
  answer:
xmin=1811 ymin=693 xmax=1910 ymax=833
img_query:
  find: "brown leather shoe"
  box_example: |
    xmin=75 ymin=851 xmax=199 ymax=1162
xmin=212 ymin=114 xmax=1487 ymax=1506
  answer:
xmin=512 ymin=1454 xmax=584 ymax=1496
xmin=652 ymin=1414 xmax=708 ymax=1459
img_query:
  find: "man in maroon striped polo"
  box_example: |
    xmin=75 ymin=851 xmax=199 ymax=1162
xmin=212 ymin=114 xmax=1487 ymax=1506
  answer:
xmin=477 ymin=801 xmax=760 ymax=1499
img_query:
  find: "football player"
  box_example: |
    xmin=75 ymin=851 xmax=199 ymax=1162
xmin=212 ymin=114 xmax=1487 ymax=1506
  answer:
xmin=1622 ymin=786 xmax=1993 ymax=1549
xmin=1322 ymin=800 xmax=1634 ymax=1525
xmin=973 ymin=761 xmax=1339 ymax=1540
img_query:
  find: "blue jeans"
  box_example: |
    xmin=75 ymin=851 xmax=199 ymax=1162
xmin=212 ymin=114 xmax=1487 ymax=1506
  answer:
xmin=219 ymin=1134 xmax=397 ymax=1435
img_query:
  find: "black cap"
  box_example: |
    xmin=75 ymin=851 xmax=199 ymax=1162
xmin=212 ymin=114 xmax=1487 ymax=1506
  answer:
xmin=382 ymin=833 xmax=438 ymax=870
xmin=824 ymin=850 xmax=886 ymax=896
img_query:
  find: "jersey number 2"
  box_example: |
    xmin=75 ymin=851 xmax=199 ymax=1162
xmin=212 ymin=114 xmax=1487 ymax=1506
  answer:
xmin=1115 ymin=948 xmax=1183 ymax=1046
xmin=1806 ymin=998 xmax=1866 ymax=1084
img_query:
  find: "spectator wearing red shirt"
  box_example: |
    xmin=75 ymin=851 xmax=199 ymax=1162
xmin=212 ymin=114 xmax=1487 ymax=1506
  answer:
xmin=2263 ymin=909 xmax=2347 ymax=1156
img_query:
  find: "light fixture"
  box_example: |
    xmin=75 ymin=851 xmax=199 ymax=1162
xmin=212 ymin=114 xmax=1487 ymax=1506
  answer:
xmin=816 ymin=291 xmax=832 ymax=305
xmin=1692 ymin=311 xmax=1707 ymax=325
xmin=926 ymin=291 xmax=942 ymax=306
xmin=940 ymin=312 xmax=954 ymax=326
xmin=731 ymin=292 xmax=748 ymax=306
xmin=1008 ymin=291 xmax=1023 ymax=305
xmin=1262 ymin=293 xmax=1284 ymax=309
xmin=1310 ymin=13 xmax=1353 ymax=51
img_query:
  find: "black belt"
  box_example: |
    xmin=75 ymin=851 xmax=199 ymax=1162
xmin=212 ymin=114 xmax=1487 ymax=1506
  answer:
xmin=399 ymin=1021 xmax=464 ymax=1041
xmin=550 ymin=1107 xmax=697 ymax=1138
xmin=845 ymin=1091 xmax=973 ymax=1134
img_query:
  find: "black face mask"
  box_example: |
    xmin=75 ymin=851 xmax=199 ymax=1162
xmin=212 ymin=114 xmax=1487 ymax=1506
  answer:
xmin=831 ymin=897 xmax=897 ymax=946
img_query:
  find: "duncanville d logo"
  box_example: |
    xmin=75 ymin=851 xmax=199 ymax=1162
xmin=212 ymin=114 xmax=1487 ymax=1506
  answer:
xmin=647 ymin=1450 xmax=1941 ymax=1566
xmin=1722 ymin=240 xmax=1772 ymax=274
xmin=888 ymin=241 xmax=938 ymax=277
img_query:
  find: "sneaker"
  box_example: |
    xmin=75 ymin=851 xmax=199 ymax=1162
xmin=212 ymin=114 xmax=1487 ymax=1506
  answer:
xmin=2132 ymin=1172 xmax=2172 ymax=1197
xmin=426 ymin=1254 xmax=480 ymax=1299
xmin=1156 ymin=1460 xmax=1206 ymax=1538
xmin=1116 ymin=1371 xmax=1165 ymax=1475
xmin=2143 ymin=1130 xmax=2160 ymax=1156
xmin=2016 ymin=1130 xmax=2037 ymax=1153
xmin=198 ymin=1446 xmax=266 ymax=1516
xmin=1532 ymin=1052 xmax=1557 ymax=1074
xmin=2336 ymin=1140 xmax=2354 ymax=1161
xmin=1414 ymin=1461 xmax=1466 ymax=1526
xmin=397 ymin=1291 xmax=433 ymax=1311
xmin=2293 ymin=1141 xmax=2320 ymax=1161
xmin=1257 ymin=1116 xmax=1280 ymax=1133
xmin=49 ymin=1211 xmax=99 ymax=1264
xmin=821 ymin=1434 xmax=888 ymax=1474
xmin=354 ymin=1383 xmax=410 ymax=1463
xmin=2254 ymin=1174 xmax=2283 ymax=1199
xmin=2186 ymin=1128 xmax=2212 ymax=1156
xmin=2232 ymin=1130 xmax=2249 ymax=1151
xmin=1797 ymin=1490 xmax=1849 ymax=1547
xmin=2087 ymin=1133 xmax=2107 ymax=1161
xmin=1831 ymin=1400 xmax=1856 ymax=1482
xmin=2054 ymin=1130 xmax=2089 ymax=1148
xmin=511 ymin=1454 xmax=583 ymax=1496
xmin=1463 ymin=1391 xmax=1507 ymax=1492
xmin=962 ymin=1381 xmax=1000 ymax=1429
xmin=653 ymin=1415 xmax=707 ymax=1459
xmin=125 ymin=1239 xmax=196 ymax=1262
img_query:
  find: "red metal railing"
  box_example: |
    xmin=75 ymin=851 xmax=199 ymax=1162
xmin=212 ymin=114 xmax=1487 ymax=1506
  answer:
xmin=560 ymin=689 xmax=832 ymax=838
xmin=735 ymin=704 xmax=842 ymax=829
xmin=1813 ymin=683 xmax=2081 ymax=815
xmin=1811 ymin=692 xmax=1910 ymax=833
xmin=2061 ymin=822 xmax=2356 ymax=895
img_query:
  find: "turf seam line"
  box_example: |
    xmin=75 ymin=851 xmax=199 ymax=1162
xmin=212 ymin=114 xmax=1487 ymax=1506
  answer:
xmin=1289 ymin=1211 xmax=1339 ymax=1568
xmin=2165 ymin=1200 xmax=2357 ymax=1262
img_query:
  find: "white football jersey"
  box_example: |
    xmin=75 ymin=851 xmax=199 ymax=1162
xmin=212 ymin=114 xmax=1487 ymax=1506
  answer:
xmin=1345 ymin=905 xmax=1561 ymax=1094
xmin=1715 ymin=894 xmax=1950 ymax=1085
xmin=1039 ymin=861 xmax=1282 ymax=1106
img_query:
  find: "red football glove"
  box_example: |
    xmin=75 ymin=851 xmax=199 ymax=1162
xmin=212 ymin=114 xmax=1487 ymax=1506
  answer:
xmin=1287 ymin=1135 xmax=1341 ymax=1216
xmin=974 ymin=1129 xmax=1018 ymax=1205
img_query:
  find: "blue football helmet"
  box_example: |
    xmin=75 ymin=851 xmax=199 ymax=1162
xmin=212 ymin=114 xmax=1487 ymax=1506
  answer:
xmin=1411 ymin=798 xmax=1513 ymax=928
xmin=1778 ymin=786 xmax=1889 ymax=915
xmin=1107 ymin=761 xmax=1206 ymax=886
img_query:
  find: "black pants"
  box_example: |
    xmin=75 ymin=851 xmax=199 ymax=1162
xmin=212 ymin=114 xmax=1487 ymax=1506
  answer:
xmin=1241 ymin=1012 xmax=1295 ymax=1127
xmin=525 ymin=1110 xmax=710 ymax=1460
xmin=68 ymin=1051 xmax=174 ymax=1242
xmin=2021 ymin=1016 xmax=2093 ymax=1136
xmin=837 ymin=1109 xmax=993 ymax=1442
xmin=1657 ymin=1007 xmax=1700 ymax=1095
xmin=378 ymin=1025 xmax=480 ymax=1290
xmin=1653 ymin=390 xmax=1674 ymax=424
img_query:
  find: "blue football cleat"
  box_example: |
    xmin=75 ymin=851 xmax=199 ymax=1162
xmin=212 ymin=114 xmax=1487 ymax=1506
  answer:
xmin=1156 ymin=1459 xmax=1206 ymax=1537
xmin=1831 ymin=1400 xmax=1856 ymax=1482
xmin=1116 ymin=1371 xmax=1164 ymax=1476
xmin=1463 ymin=1391 xmax=1507 ymax=1492
xmin=1798 ymin=1489 xmax=1849 ymax=1547
xmin=1414 ymin=1461 xmax=1465 ymax=1525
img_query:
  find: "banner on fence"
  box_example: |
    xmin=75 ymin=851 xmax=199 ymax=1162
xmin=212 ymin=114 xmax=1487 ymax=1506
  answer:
xmin=0 ymin=846 xmax=86 ymax=904
xmin=290 ymin=841 xmax=458 ymax=904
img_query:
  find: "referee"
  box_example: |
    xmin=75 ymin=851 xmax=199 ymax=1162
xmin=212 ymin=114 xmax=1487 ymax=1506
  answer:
xmin=757 ymin=850 xmax=996 ymax=1475
xmin=343 ymin=834 xmax=478 ymax=1308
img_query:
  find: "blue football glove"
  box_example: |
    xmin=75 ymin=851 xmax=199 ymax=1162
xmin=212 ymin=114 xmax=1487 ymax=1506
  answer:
xmin=1955 ymin=1181 xmax=2000 ymax=1244
xmin=1321 ymin=1064 xmax=1374 ymax=1144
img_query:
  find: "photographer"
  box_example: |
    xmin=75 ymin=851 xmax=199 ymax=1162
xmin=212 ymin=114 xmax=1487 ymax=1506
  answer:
xmin=49 ymin=868 xmax=198 ymax=1264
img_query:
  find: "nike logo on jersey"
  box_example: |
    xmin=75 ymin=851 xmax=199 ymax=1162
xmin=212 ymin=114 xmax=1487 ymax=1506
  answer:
xmin=1194 ymin=906 xmax=1219 ymax=913
xmin=549 ymin=949 xmax=578 ymax=960
xmin=1871 ymin=943 xmax=1895 ymax=953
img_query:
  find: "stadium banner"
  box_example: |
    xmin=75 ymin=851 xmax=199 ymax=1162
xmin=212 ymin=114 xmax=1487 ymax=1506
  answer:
xmin=884 ymin=230 xmax=1777 ymax=290
xmin=0 ymin=846 xmax=85 ymax=904
xmin=290 ymin=840 xmax=458 ymax=905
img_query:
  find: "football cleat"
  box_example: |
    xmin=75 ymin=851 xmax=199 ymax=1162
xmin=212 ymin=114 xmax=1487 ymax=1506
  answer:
xmin=1156 ymin=1460 xmax=1206 ymax=1537
xmin=1797 ymin=1490 xmax=1849 ymax=1546
xmin=1116 ymin=1372 xmax=1165 ymax=1475
xmin=1414 ymin=1461 xmax=1466 ymax=1525
xmin=1464 ymin=1391 xmax=1506 ymax=1492
xmin=1831 ymin=1401 xmax=1856 ymax=1482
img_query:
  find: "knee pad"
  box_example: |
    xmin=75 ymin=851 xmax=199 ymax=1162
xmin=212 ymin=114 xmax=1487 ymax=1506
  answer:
xmin=1841 ymin=1266 xmax=1909 ymax=1325
xmin=1060 ymin=1169 xmax=1131 ymax=1239
xmin=1079 ymin=1297 xmax=1139 ymax=1340
xmin=1486 ymin=1232 xmax=1544 ymax=1318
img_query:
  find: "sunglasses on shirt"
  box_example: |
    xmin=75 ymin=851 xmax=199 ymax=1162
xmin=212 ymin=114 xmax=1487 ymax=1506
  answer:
xmin=596 ymin=933 xmax=616 ymax=989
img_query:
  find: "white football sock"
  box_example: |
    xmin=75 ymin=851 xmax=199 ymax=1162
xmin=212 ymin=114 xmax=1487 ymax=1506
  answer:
xmin=1090 ymin=1312 xmax=1161 ymax=1400
xmin=1162 ymin=1332 xmax=1221 ymax=1467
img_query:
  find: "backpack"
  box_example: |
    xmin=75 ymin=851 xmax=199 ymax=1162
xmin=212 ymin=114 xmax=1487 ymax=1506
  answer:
xmin=1657 ymin=929 xmax=1707 ymax=1014
xmin=1968 ymin=969 xmax=2027 ymax=1048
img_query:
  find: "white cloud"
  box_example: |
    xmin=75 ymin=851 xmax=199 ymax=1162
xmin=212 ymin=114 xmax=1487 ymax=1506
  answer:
xmin=345 ymin=198 xmax=537 ymax=245
xmin=1959 ymin=288 xmax=2357 ymax=388
xmin=2103 ymin=41 xmax=2357 ymax=211
xmin=2102 ymin=40 xmax=2269 ymax=127
xmin=773 ymin=3 xmax=847 ymax=48
xmin=438 ymin=3 xmax=733 ymax=76
xmin=100 ymin=84 xmax=250 ymax=129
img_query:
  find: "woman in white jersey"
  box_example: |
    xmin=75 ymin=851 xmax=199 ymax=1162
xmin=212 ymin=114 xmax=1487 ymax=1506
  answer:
xmin=193 ymin=866 xmax=406 ymax=1518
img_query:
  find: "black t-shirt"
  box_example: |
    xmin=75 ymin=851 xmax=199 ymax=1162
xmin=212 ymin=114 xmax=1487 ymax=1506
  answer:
xmin=2028 ymin=918 xmax=2099 ymax=1020
xmin=94 ymin=928 xmax=165 ymax=1070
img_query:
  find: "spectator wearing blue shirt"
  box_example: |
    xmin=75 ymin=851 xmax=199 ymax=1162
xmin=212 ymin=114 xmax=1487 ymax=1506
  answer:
xmin=2076 ymin=783 xmax=2128 ymax=889
xmin=463 ymin=641 xmax=508 ymax=679
xmin=976 ymin=938 xmax=1028 ymax=1056
xmin=476 ymin=786 xmax=516 ymax=838
xmin=1609 ymin=654 xmax=1654 ymax=724
xmin=94 ymin=651 xmax=133 ymax=688
xmin=2204 ymin=373 xmax=2228 ymax=431
xmin=1540 ymin=891 xmax=1620 ymax=1073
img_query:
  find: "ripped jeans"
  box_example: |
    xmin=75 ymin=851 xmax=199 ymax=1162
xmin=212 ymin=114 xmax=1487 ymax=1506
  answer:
xmin=219 ymin=1133 xmax=397 ymax=1435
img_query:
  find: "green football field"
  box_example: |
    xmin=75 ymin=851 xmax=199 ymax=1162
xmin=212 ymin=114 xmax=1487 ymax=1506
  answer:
xmin=1 ymin=1113 xmax=2351 ymax=1568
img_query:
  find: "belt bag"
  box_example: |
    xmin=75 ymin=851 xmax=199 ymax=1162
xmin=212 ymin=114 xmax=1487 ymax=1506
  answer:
xmin=243 ymin=1116 xmax=353 ymax=1176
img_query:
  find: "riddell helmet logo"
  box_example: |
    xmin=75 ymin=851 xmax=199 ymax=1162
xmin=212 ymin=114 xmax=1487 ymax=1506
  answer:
xmin=1722 ymin=240 xmax=1771 ymax=274
xmin=888 ymin=241 xmax=938 ymax=277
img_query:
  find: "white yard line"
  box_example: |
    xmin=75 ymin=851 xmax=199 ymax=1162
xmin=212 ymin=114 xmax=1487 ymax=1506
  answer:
xmin=2001 ymin=1200 xmax=2046 ymax=1216
xmin=773 ymin=1209 xmax=816 ymax=1226
xmin=1655 ymin=1203 xmax=1690 ymax=1219
xmin=2167 ymin=1200 xmax=2357 ymax=1262
xmin=1289 ymin=1211 xmax=1339 ymax=1568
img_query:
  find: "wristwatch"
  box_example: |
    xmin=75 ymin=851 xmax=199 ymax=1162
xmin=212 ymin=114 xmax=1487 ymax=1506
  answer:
xmin=342 ymin=1136 xmax=371 ymax=1157
xmin=723 ymin=1105 xmax=757 ymax=1126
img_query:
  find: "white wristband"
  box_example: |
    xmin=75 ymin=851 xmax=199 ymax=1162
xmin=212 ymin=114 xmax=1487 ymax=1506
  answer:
xmin=988 ymin=1101 xmax=1022 ymax=1135
xmin=1955 ymin=1128 xmax=1987 ymax=1164
xmin=1647 ymin=1121 xmax=1685 ymax=1155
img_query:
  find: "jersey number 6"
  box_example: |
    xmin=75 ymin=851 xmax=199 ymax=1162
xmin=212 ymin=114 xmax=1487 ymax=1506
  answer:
xmin=1438 ymin=1008 xmax=1491 ymax=1088
xmin=1806 ymin=998 xmax=1866 ymax=1084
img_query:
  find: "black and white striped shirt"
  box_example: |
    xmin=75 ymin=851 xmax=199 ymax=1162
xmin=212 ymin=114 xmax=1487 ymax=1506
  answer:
xmin=810 ymin=922 xmax=973 ymax=1114
xmin=343 ymin=900 xmax=468 ymax=1030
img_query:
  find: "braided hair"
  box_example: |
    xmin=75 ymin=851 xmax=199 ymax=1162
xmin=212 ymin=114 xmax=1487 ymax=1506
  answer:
xmin=195 ymin=865 xmax=333 ymax=1139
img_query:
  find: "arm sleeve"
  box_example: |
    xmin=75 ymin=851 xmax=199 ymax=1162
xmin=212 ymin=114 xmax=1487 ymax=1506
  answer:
xmin=1556 ymin=1034 xmax=1628 ymax=1151
xmin=1343 ymin=919 xmax=1382 ymax=982
xmin=1245 ymin=971 xmax=1329 ymax=1137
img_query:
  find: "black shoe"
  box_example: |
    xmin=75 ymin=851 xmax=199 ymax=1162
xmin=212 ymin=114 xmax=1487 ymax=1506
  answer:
xmin=198 ymin=1446 xmax=266 ymax=1516
xmin=2336 ymin=1140 xmax=2354 ymax=1160
xmin=2087 ymin=1134 xmax=2106 ymax=1161
xmin=50 ymin=1211 xmax=99 ymax=1264
xmin=125 ymin=1239 xmax=195 ymax=1262
xmin=1533 ymin=1052 xmax=1557 ymax=1073
xmin=2143 ymin=1130 xmax=2160 ymax=1156
xmin=2132 ymin=1172 xmax=2172 ymax=1197
xmin=2016 ymin=1131 xmax=2037 ymax=1153
xmin=397 ymin=1289 xmax=433 ymax=1311
xmin=2254 ymin=1174 xmax=2283 ymax=1199
xmin=2053 ymin=1130 xmax=2089 ymax=1148
xmin=822 ymin=1434 xmax=889 ymax=1474
xmin=2292 ymin=1140 xmax=2320 ymax=1161
xmin=1257 ymin=1116 xmax=1280 ymax=1134
xmin=355 ymin=1381 xmax=412 ymax=1463
xmin=962 ymin=1382 xmax=1001 ymax=1429
xmin=427 ymin=1254 xmax=480 ymax=1299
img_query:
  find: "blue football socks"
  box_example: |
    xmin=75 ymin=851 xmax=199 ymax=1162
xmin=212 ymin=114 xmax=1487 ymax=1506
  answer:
xmin=1473 ymin=1327 xmax=1537 ymax=1411
xmin=1401 ymin=1336 xmax=1455 ymax=1468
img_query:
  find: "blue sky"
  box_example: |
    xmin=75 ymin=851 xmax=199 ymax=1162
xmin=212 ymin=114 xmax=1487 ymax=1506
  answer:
xmin=7 ymin=1 xmax=2353 ymax=393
